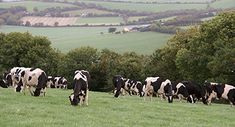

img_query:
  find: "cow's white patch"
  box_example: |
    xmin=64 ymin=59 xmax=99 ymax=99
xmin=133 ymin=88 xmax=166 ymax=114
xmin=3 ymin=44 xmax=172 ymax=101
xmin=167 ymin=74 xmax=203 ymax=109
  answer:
xmin=222 ymin=84 xmax=235 ymax=99
xmin=175 ymin=83 xmax=185 ymax=95
xmin=70 ymin=94 xmax=74 ymax=101
xmin=74 ymin=71 xmax=87 ymax=82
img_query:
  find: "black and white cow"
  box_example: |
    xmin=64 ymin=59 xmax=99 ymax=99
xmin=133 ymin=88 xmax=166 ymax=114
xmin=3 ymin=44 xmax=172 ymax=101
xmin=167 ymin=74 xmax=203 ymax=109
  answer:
xmin=54 ymin=76 xmax=68 ymax=89
xmin=15 ymin=68 xmax=48 ymax=96
xmin=172 ymin=81 xmax=207 ymax=104
xmin=113 ymin=75 xmax=144 ymax=98
xmin=205 ymin=82 xmax=235 ymax=106
xmin=144 ymin=77 xmax=173 ymax=103
xmin=69 ymin=70 xmax=90 ymax=106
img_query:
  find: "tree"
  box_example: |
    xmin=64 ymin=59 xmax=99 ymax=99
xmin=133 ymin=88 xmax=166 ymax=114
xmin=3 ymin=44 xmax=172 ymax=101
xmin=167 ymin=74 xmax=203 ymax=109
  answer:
xmin=54 ymin=22 xmax=59 ymax=27
xmin=108 ymin=27 xmax=116 ymax=33
xmin=25 ymin=21 xmax=31 ymax=26
xmin=0 ymin=32 xmax=61 ymax=77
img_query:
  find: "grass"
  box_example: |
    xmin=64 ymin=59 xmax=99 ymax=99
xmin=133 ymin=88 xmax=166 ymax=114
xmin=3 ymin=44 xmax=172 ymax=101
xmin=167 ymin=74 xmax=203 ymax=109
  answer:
xmin=0 ymin=87 xmax=235 ymax=127
xmin=0 ymin=1 xmax=77 ymax=12
xmin=75 ymin=17 xmax=124 ymax=25
xmin=62 ymin=9 xmax=114 ymax=16
xmin=0 ymin=25 xmax=171 ymax=55
xmin=211 ymin=0 xmax=235 ymax=9
xmin=79 ymin=0 xmax=208 ymax=13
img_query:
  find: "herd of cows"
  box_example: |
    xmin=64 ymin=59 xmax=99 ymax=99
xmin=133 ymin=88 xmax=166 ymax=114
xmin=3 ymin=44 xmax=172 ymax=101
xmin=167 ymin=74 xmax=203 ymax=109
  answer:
xmin=0 ymin=67 xmax=235 ymax=107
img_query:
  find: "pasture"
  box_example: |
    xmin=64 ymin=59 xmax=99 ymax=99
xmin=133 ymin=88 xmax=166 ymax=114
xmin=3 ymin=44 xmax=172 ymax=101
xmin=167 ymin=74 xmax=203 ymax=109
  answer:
xmin=78 ymin=0 xmax=207 ymax=13
xmin=0 ymin=1 xmax=77 ymax=12
xmin=62 ymin=9 xmax=115 ymax=16
xmin=0 ymin=88 xmax=235 ymax=127
xmin=75 ymin=17 xmax=124 ymax=25
xmin=0 ymin=25 xmax=171 ymax=54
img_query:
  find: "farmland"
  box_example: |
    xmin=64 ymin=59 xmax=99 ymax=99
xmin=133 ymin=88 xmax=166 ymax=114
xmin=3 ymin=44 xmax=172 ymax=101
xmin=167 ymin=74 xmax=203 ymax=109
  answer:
xmin=21 ymin=17 xmax=77 ymax=26
xmin=0 ymin=88 xmax=235 ymax=127
xmin=0 ymin=1 xmax=77 ymax=12
xmin=75 ymin=17 xmax=124 ymax=25
xmin=78 ymin=0 xmax=207 ymax=13
xmin=0 ymin=25 xmax=171 ymax=54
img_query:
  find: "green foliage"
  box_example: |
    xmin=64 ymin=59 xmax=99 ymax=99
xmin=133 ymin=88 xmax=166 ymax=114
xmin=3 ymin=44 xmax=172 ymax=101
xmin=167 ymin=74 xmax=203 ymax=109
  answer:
xmin=0 ymin=32 xmax=60 ymax=76
xmin=148 ymin=11 xmax=235 ymax=84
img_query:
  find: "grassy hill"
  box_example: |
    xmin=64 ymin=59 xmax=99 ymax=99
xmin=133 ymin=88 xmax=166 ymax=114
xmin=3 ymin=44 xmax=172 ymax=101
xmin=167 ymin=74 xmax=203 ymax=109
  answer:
xmin=0 ymin=1 xmax=77 ymax=12
xmin=0 ymin=25 xmax=171 ymax=55
xmin=0 ymin=88 xmax=235 ymax=127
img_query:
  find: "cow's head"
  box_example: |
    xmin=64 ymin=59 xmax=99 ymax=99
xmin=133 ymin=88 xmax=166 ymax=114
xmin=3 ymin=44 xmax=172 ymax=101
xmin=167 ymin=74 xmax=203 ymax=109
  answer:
xmin=136 ymin=81 xmax=144 ymax=97
xmin=69 ymin=93 xmax=80 ymax=106
xmin=163 ymin=79 xmax=173 ymax=103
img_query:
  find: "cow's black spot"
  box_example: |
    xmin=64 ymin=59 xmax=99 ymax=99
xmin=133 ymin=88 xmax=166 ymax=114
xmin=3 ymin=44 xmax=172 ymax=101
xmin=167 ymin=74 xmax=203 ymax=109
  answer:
xmin=21 ymin=71 xmax=25 ymax=77
xmin=28 ymin=76 xmax=32 ymax=81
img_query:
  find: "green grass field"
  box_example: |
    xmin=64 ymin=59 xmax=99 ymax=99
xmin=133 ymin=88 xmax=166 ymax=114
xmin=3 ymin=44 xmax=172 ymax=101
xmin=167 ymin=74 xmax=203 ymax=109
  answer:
xmin=75 ymin=17 xmax=124 ymax=25
xmin=0 ymin=25 xmax=171 ymax=54
xmin=78 ymin=0 xmax=207 ymax=13
xmin=0 ymin=1 xmax=77 ymax=12
xmin=0 ymin=88 xmax=235 ymax=127
xmin=211 ymin=0 xmax=235 ymax=9
xmin=62 ymin=9 xmax=114 ymax=16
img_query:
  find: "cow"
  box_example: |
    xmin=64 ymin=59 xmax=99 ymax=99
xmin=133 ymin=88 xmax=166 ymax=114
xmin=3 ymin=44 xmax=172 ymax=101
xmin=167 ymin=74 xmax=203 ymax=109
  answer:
xmin=144 ymin=77 xmax=173 ymax=103
xmin=205 ymin=82 xmax=235 ymax=106
xmin=15 ymin=68 xmax=48 ymax=96
xmin=69 ymin=70 xmax=90 ymax=106
xmin=54 ymin=76 xmax=68 ymax=89
xmin=113 ymin=75 xmax=144 ymax=98
xmin=172 ymin=81 xmax=207 ymax=104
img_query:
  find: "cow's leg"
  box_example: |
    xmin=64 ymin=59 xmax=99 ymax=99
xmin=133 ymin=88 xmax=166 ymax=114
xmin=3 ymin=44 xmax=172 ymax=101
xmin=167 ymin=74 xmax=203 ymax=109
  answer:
xmin=28 ymin=86 xmax=34 ymax=96
xmin=85 ymin=90 xmax=89 ymax=106
xmin=79 ymin=96 xmax=83 ymax=106
xmin=23 ymin=84 xmax=27 ymax=95
xmin=178 ymin=94 xmax=183 ymax=102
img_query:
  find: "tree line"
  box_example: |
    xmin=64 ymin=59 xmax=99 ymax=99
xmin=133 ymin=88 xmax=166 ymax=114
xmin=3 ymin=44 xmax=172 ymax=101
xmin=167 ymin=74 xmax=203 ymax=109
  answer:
xmin=0 ymin=11 xmax=234 ymax=91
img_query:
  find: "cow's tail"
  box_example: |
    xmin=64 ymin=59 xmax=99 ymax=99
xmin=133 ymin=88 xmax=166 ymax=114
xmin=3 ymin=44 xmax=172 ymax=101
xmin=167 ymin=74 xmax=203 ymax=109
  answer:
xmin=34 ymin=72 xmax=47 ymax=96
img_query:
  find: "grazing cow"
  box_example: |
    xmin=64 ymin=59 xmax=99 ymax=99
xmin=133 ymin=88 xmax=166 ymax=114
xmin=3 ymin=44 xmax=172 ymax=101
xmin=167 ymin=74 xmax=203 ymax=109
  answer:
xmin=69 ymin=70 xmax=90 ymax=106
xmin=172 ymin=81 xmax=207 ymax=104
xmin=54 ymin=76 xmax=68 ymax=89
xmin=205 ymin=82 xmax=235 ymax=106
xmin=15 ymin=68 xmax=48 ymax=96
xmin=144 ymin=77 xmax=173 ymax=103
xmin=113 ymin=75 xmax=144 ymax=97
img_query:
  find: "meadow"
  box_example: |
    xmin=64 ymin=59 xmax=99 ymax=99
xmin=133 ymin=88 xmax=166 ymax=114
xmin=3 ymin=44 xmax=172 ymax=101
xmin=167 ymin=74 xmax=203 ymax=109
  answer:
xmin=0 ymin=88 xmax=235 ymax=127
xmin=78 ymin=0 xmax=207 ymax=13
xmin=0 ymin=25 xmax=171 ymax=55
xmin=0 ymin=1 xmax=77 ymax=12
xmin=75 ymin=17 xmax=124 ymax=25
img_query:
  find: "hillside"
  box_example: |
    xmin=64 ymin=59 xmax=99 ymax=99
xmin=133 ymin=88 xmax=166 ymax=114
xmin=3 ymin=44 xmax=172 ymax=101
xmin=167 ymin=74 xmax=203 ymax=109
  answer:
xmin=0 ymin=88 xmax=235 ymax=127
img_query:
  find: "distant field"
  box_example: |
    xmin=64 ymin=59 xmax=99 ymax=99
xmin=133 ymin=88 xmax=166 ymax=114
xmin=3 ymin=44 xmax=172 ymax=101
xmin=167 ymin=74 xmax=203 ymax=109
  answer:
xmin=0 ymin=88 xmax=235 ymax=127
xmin=21 ymin=16 xmax=77 ymax=26
xmin=0 ymin=1 xmax=77 ymax=12
xmin=0 ymin=25 xmax=171 ymax=54
xmin=62 ymin=0 xmax=213 ymax=3
xmin=211 ymin=0 xmax=235 ymax=9
xmin=62 ymin=9 xmax=114 ymax=16
xmin=78 ymin=0 xmax=207 ymax=12
xmin=128 ymin=16 xmax=146 ymax=22
xmin=75 ymin=17 xmax=124 ymax=25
